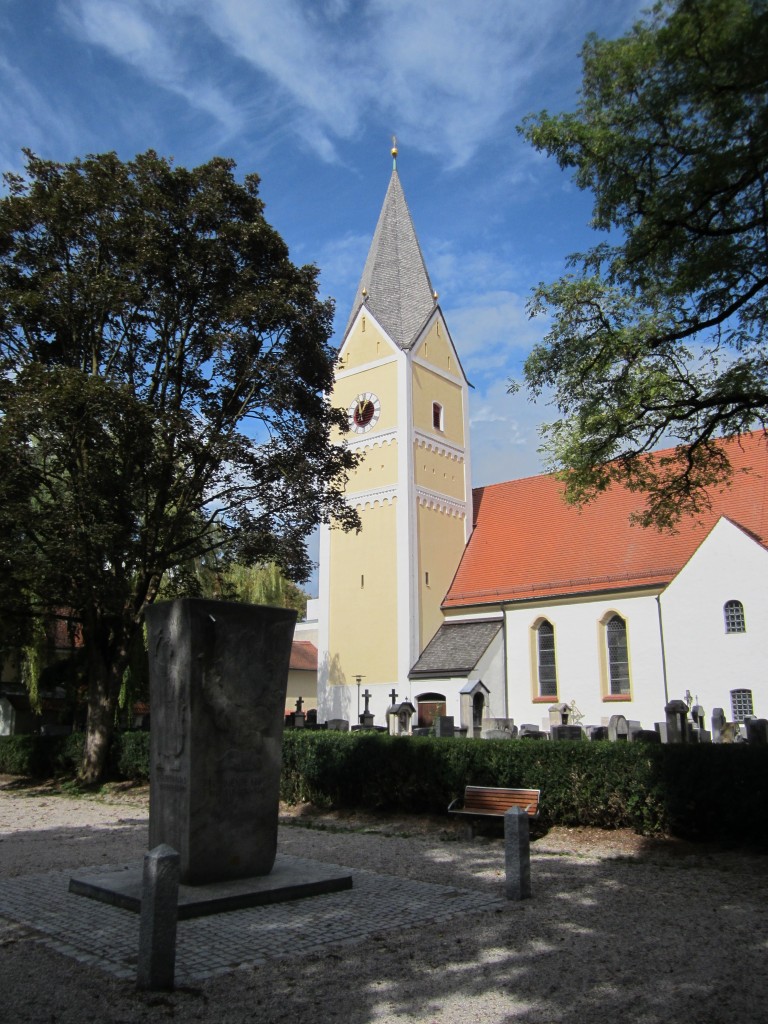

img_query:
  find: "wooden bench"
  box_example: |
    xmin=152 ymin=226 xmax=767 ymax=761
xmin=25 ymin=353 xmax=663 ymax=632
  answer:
xmin=448 ymin=786 xmax=541 ymax=838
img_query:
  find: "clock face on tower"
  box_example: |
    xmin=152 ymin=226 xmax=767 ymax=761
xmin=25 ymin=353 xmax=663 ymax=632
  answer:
xmin=347 ymin=392 xmax=381 ymax=433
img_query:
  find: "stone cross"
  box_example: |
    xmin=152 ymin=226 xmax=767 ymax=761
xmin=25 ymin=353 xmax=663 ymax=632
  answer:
xmin=362 ymin=689 xmax=372 ymax=713
xmin=389 ymin=689 xmax=398 ymax=705
xmin=295 ymin=696 xmax=304 ymax=714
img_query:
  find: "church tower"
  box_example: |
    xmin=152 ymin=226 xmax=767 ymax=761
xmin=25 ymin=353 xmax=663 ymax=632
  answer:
xmin=317 ymin=147 xmax=473 ymax=726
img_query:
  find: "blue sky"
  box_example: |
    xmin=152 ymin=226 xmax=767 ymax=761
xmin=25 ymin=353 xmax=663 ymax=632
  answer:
xmin=0 ymin=0 xmax=644 ymax=587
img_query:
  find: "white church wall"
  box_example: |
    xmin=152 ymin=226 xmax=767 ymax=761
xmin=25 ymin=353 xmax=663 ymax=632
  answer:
xmin=660 ymin=518 xmax=768 ymax=720
xmin=502 ymin=593 xmax=668 ymax=732
xmin=472 ymin=632 xmax=506 ymax=722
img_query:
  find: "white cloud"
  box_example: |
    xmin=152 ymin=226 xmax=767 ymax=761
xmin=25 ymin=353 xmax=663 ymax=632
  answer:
xmin=469 ymin=379 xmax=549 ymax=487
xmin=61 ymin=0 xmax=243 ymax=136
xmin=0 ymin=55 xmax=80 ymax=170
xmin=55 ymin=0 xmax=639 ymax=166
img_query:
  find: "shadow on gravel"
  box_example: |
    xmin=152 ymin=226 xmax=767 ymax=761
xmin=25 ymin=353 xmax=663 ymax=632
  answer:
xmin=208 ymin=838 xmax=768 ymax=1024
xmin=0 ymin=821 xmax=148 ymax=877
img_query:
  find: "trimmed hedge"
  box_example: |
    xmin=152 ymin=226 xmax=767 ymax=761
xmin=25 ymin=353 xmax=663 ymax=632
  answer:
xmin=0 ymin=730 xmax=149 ymax=782
xmin=280 ymin=732 xmax=768 ymax=844
xmin=3 ymin=730 xmax=766 ymax=844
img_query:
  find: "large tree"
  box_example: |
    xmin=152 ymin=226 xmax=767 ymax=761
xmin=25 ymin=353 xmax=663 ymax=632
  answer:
xmin=518 ymin=0 xmax=768 ymax=527
xmin=0 ymin=150 xmax=357 ymax=782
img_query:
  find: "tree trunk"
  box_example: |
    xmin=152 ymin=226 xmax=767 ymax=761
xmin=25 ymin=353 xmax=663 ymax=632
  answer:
xmin=78 ymin=616 xmax=131 ymax=785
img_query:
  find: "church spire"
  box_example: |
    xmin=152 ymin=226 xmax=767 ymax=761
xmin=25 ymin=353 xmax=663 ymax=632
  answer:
xmin=344 ymin=144 xmax=436 ymax=350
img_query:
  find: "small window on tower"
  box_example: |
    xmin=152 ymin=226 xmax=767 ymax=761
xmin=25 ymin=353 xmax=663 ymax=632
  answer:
xmin=432 ymin=402 xmax=444 ymax=431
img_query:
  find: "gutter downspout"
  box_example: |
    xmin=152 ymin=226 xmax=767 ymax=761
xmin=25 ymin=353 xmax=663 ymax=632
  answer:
xmin=655 ymin=594 xmax=670 ymax=706
xmin=502 ymin=606 xmax=509 ymax=720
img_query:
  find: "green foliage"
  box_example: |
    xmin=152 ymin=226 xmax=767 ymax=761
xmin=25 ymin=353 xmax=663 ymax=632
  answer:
xmin=0 ymin=735 xmax=51 ymax=776
xmin=113 ymin=731 xmax=150 ymax=782
xmin=281 ymin=732 xmax=768 ymax=844
xmin=0 ymin=148 xmax=359 ymax=782
xmin=161 ymin=557 xmax=310 ymax=616
xmin=518 ymin=0 xmax=768 ymax=527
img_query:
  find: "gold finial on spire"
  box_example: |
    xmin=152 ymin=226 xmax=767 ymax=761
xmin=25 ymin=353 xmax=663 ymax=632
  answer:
xmin=391 ymin=134 xmax=398 ymax=169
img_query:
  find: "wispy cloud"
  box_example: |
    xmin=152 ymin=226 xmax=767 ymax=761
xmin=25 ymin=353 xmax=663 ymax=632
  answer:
xmin=0 ymin=55 xmax=80 ymax=170
xmin=61 ymin=0 xmax=243 ymax=137
xmin=55 ymin=0 xmax=638 ymax=166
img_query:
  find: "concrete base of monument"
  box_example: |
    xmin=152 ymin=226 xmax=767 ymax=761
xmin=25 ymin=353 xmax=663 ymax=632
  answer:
xmin=68 ymin=855 xmax=353 ymax=920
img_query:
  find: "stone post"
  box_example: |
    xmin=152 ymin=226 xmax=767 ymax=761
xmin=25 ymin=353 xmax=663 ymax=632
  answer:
xmin=504 ymin=807 xmax=532 ymax=901
xmin=137 ymin=844 xmax=180 ymax=991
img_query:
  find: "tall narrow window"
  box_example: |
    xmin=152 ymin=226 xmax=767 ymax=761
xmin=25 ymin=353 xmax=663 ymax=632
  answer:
xmin=537 ymin=620 xmax=558 ymax=698
xmin=606 ymin=615 xmax=630 ymax=695
xmin=432 ymin=402 xmax=444 ymax=431
xmin=724 ymin=600 xmax=746 ymax=633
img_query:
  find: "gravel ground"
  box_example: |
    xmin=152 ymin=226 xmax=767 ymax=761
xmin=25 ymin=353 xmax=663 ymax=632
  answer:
xmin=1 ymin=776 xmax=767 ymax=1024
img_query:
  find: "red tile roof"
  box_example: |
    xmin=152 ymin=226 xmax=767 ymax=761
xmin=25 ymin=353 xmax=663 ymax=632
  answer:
xmin=444 ymin=431 xmax=768 ymax=608
xmin=290 ymin=640 xmax=318 ymax=672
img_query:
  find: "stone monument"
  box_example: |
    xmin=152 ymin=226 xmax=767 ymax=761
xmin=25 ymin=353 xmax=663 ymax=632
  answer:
xmin=70 ymin=598 xmax=353 ymax=920
xmin=147 ymin=598 xmax=296 ymax=884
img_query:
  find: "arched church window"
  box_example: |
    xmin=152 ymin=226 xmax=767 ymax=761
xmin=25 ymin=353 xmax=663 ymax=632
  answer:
xmin=536 ymin=620 xmax=558 ymax=698
xmin=432 ymin=402 xmax=444 ymax=431
xmin=724 ymin=600 xmax=746 ymax=633
xmin=605 ymin=615 xmax=631 ymax=696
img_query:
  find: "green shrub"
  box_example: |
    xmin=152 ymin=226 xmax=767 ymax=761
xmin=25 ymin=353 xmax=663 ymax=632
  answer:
xmin=114 ymin=731 xmax=150 ymax=781
xmin=280 ymin=732 xmax=768 ymax=844
xmin=0 ymin=735 xmax=50 ymax=776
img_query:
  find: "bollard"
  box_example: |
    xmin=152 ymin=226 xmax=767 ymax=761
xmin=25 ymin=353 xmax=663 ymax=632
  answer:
xmin=137 ymin=844 xmax=180 ymax=991
xmin=504 ymin=807 xmax=532 ymax=901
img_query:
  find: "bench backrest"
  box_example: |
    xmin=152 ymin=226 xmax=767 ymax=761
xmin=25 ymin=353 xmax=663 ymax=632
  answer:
xmin=463 ymin=786 xmax=540 ymax=816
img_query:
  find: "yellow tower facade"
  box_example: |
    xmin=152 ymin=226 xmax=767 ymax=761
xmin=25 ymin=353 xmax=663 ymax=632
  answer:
xmin=318 ymin=163 xmax=473 ymax=726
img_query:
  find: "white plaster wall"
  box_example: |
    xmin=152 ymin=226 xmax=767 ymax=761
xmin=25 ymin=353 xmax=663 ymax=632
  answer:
xmin=503 ymin=593 xmax=668 ymax=731
xmin=660 ymin=518 xmax=768 ymax=719
xmin=472 ymin=633 xmax=506 ymax=721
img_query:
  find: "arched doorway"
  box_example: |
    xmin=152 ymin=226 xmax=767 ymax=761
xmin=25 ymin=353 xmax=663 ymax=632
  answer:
xmin=416 ymin=692 xmax=447 ymax=728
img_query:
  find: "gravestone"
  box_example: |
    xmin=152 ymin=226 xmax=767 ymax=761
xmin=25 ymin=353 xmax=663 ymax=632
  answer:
xmin=395 ymin=701 xmax=416 ymax=735
xmin=665 ymin=700 xmax=689 ymax=743
xmin=0 ymin=696 xmax=14 ymax=736
xmin=551 ymin=724 xmax=583 ymax=741
xmin=519 ymin=724 xmax=545 ymax=739
xmin=711 ymin=707 xmax=726 ymax=743
xmin=386 ymin=690 xmax=399 ymax=735
xmin=608 ymin=714 xmax=629 ymax=742
xmin=633 ymin=729 xmax=661 ymax=744
xmin=292 ymin=697 xmax=306 ymax=729
xmin=434 ymin=715 xmax=455 ymax=737
xmin=327 ymin=718 xmax=349 ymax=732
xmin=146 ymin=598 xmax=296 ymax=885
xmin=588 ymin=726 xmax=609 ymax=741
xmin=548 ymin=702 xmax=572 ymax=727
xmin=481 ymin=717 xmax=517 ymax=739
xmin=357 ymin=688 xmax=375 ymax=729
xmin=745 ymin=718 xmax=768 ymax=745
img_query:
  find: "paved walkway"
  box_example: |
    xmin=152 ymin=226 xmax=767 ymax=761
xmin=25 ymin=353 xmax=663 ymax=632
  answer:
xmin=0 ymin=862 xmax=505 ymax=985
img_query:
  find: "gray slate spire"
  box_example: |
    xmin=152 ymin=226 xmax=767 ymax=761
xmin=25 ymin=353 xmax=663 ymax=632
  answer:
xmin=345 ymin=169 xmax=435 ymax=349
